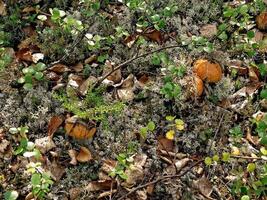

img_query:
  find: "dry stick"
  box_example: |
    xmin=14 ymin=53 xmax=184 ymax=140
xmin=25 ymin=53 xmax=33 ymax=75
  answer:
xmin=93 ymin=44 xmax=185 ymax=89
xmin=230 ymin=155 xmax=264 ymax=161
xmin=117 ymin=159 xmax=203 ymax=200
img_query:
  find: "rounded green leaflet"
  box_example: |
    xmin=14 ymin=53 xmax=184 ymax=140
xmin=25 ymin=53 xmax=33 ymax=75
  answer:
xmin=247 ymin=163 xmax=256 ymax=173
xmin=4 ymin=190 xmax=19 ymax=200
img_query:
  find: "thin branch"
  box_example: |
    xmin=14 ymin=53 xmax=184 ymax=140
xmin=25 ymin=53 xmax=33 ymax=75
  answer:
xmin=117 ymin=159 xmax=203 ymax=200
xmin=93 ymin=44 xmax=185 ymax=88
xmin=230 ymin=155 xmax=264 ymax=161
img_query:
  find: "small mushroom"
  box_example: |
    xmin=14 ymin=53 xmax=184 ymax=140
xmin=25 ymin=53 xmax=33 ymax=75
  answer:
xmin=76 ymin=147 xmax=92 ymax=163
xmin=193 ymin=59 xmax=222 ymax=83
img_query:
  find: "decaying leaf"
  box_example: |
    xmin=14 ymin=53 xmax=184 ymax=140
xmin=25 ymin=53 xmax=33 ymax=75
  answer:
xmin=49 ymin=160 xmax=65 ymax=181
xmin=142 ymin=29 xmax=163 ymax=44
xmin=69 ymin=187 xmax=82 ymax=200
xmin=72 ymin=62 xmax=84 ymax=72
xmin=68 ymin=149 xmax=78 ymax=165
xmin=45 ymin=71 xmax=61 ymax=81
xmin=136 ymin=189 xmax=148 ymax=200
xmin=79 ymin=76 xmax=97 ymax=96
xmin=68 ymin=74 xmax=84 ymax=89
xmin=84 ymin=54 xmax=97 ymax=64
xmin=16 ymin=48 xmax=33 ymax=62
xmin=123 ymin=34 xmax=139 ymax=48
xmin=47 ymin=115 xmax=64 ymax=137
xmin=200 ymin=24 xmax=217 ymax=38
xmin=256 ymin=11 xmax=267 ymax=31
xmin=76 ymin=146 xmax=93 ymax=163
xmin=122 ymin=165 xmax=144 ymax=188
xmin=116 ymin=74 xmax=135 ymax=101
xmin=85 ymin=180 xmax=114 ymax=192
xmin=35 ymin=136 xmax=56 ymax=154
xmin=65 ymin=116 xmax=97 ymax=140
xmin=193 ymin=177 xmax=213 ymax=199
xmin=102 ymin=60 xmax=122 ymax=84
xmin=100 ymin=159 xmax=117 ymax=174
xmin=0 ymin=0 xmax=6 ymax=16
xmin=157 ymin=137 xmax=174 ymax=152
xmin=49 ymin=64 xmax=70 ymax=74
xmin=248 ymin=67 xmax=260 ymax=82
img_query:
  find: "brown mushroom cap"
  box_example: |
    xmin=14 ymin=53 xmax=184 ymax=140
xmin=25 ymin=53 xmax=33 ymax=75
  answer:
xmin=76 ymin=147 xmax=92 ymax=162
xmin=194 ymin=75 xmax=204 ymax=96
xmin=193 ymin=59 xmax=222 ymax=83
xmin=256 ymin=11 xmax=267 ymax=31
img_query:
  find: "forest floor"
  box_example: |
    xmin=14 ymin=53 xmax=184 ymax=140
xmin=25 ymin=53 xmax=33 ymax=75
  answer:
xmin=0 ymin=0 xmax=267 ymax=200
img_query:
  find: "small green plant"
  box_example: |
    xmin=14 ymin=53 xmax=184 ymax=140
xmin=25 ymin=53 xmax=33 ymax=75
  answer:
xmin=140 ymin=121 xmax=156 ymax=138
xmin=4 ymin=190 xmax=19 ymax=200
xmin=26 ymin=162 xmax=53 ymax=199
xmin=0 ymin=48 xmax=12 ymax=72
xmin=253 ymin=114 xmax=267 ymax=146
xmin=229 ymin=125 xmax=243 ymax=138
xmin=165 ymin=116 xmax=185 ymax=140
xmin=18 ymin=62 xmax=46 ymax=90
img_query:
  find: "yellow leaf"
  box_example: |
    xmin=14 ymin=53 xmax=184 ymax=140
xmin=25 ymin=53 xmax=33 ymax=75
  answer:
xmin=175 ymin=119 xmax=185 ymax=131
xmin=166 ymin=130 xmax=175 ymax=140
xmin=231 ymin=146 xmax=240 ymax=156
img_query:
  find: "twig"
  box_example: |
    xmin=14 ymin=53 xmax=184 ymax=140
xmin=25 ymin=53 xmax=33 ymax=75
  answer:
xmin=117 ymin=159 xmax=203 ymax=200
xmin=93 ymin=44 xmax=185 ymax=88
xmin=230 ymin=155 xmax=264 ymax=161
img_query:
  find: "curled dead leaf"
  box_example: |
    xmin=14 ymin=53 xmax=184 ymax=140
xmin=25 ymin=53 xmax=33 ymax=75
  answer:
xmin=68 ymin=149 xmax=78 ymax=165
xmin=47 ymin=115 xmax=64 ymax=137
xmin=193 ymin=177 xmax=213 ymax=199
xmin=85 ymin=180 xmax=114 ymax=192
xmin=72 ymin=62 xmax=84 ymax=72
xmin=16 ymin=48 xmax=33 ymax=62
xmin=49 ymin=64 xmax=70 ymax=74
xmin=193 ymin=59 xmax=222 ymax=83
xmin=103 ymin=60 xmax=122 ymax=84
xmin=142 ymin=29 xmax=163 ymax=44
xmin=123 ymin=34 xmax=139 ymax=48
xmin=79 ymin=76 xmax=97 ymax=96
xmin=76 ymin=146 xmax=92 ymax=163
xmin=256 ymin=11 xmax=267 ymax=31
xmin=157 ymin=137 xmax=174 ymax=152
xmin=65 ymin=116 xmax=97 ymax=140
xmin=35 ymin=136 xmax=56 ymax=154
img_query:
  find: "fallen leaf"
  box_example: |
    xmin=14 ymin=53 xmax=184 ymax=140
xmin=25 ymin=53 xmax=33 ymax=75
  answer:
xmin=47 ymin=115 xmax=64 ymax=137
xmin=0 ymin=0 xmax=6 ymax=16
xmin=35 ymin=136 xmax=56 ymax=154
xmin=84 ymin=54 xmax=97 ymax=64
xmin=79 ymin=76 xmax=97 ymax=96
xmin=175 ymin=158 xmax=190 ymax=171
xmin=49 ymin=64 xmax=70 ymax=74
xmin=136 ymin=189 xmax=147 ymax=200
xmin=49 ymin=160 xmax=65 ymax=181
xmin=98 ymin=190 xmax=117 ymax=199
xmin=68 ymin=149 xmax=78 ymax=165
xmin=133 ymin=154 xmax=147 ymax=168
xmin=69 ymin=187 xmax=82 ymax=200
xmin=116 ymin=88 xmax=135 ymax=101
xmin=68 ymin=74 xmax=84 ymax=89
xmin=146 ymin=184 xmax=154 ymax=195
xmin=65 ymin=116 xmax=97 ymax=140
xmin=102 ymin=60 xmax=122 ymax=84
xmin=142 ymin=29 xmax=163 ymax=44
xmin=122 ymin=165 xmax=144 ymax=188
xmin=200 ymin=24 xmax=217 ymax=38
xmin=157 ymin=137 xmax=174 ymax=152
xmin=256 ymin=11 xmax=267 ymax=31
xmin=193 ymin=177 xmax=213 ymax=198
xmin=123 ymin=34 xmax=139 ymax=48
xmin=85 ymin=180 xmax=114 ymax=192
xmin=248 ymin=67 xmax=260 ymax=82
xmin=76 ymin=146 xmax=92 ymax=163
xmin=72 ymin=62 xmax=84 ymax=72
xmin=0 ymin=139 xmax=10 ymax=153
xmin=32 ymin=53 xmax=44 ymax=63
xmin=22 ymin=26 xmax=37 ymax=37
xmin=22 ymin=6 xmax=36 ymax=13
xmin=45 ymin=71 xmax=61 ymax=81
xmin=100 ymin=159 xmax=117 ymax=174
xmin=16 ymin=48 xmax=32 ymax=62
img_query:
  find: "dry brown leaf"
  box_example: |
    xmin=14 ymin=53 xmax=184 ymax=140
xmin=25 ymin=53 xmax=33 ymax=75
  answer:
xmin=45 ymin=71 xmax=61 ymax=81
xmin=49 ymin=160 xmax=65 ymax=181
xmin=98 ymin=190 xmax=117 ymax=199
xmin=146 ymin=184 xmax=154 ymax=195
xmin=0 ymin=0 xmax=6 ymax=16
xmin=142 ymin=29 xmax=163 ymax=44
xmin=49 ymin=64 xmax=70 ymax=74
xmin=65 ymin=117 xmax=97 ymax=140
xmin=72 ymin=62 xmax=84 ymax=72
xmin=157 ymin=137 xmax=174 ymax=152
xmin=35 ymin=136 xmax=56 ymax=154
xmin=69 ymin=187 xmax=82 ymax=200
xmin=100 ymin=159 xmax=117 ymax=174
xmin=84 ymin=54 xmax=97 ymax=64
xmin=122 ymin=165 xmax=144 ymax=188
xmin=22 ymin=6 xmax=36 ymax=13
xmin=256 ymin=11 xmax=267 ymax=31
xmin=47 ymin=115 xmax=64 ymax=137
xmin=68 ymin=74 xmax=84 ymax=88
xmin=193 ymin=59 xmax=222 ymax=83
xmin=123 ymin=34 xmax=139 ymax=48
xmin=136 ymin=189 xmax=148 ymax=200
xmin=175 ymin=158 xmax=190 ymax=171
xmin=79 ymin=76 xmax=97 ymax=96
xmin=85 ymin=180 xmax=113 ymax=192
xmin=16 ymin=48 xmax=33 ymax=62
xmin=103 ymin=60 xmax=122 ymax=84
xmin=246 ymin=127 xmax=259 ymax=146
xmin=22 ymin=26 xmax=37 ymax=37
xmin=248 ymin=67 xmax=260 ymax=82
xmin=76 ymin=146 xmax=92 ymax=163
xmin=193 ymin=177 xmax=213 ymax=199
xmin=200 ymin=24 xmax=217 ymax=38
xmin=68 ymin=149 xmax=78 ymax=165
xmin=133 ymin=154 xmax=147 ymax=168
xmin=137 ymin=74 xmax=150 ymax=87
xmin=0 ymin=139 xmax=10 ymax=153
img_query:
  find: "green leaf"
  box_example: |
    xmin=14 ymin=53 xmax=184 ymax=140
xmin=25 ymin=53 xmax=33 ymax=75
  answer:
xmin=218 ymin=32 xmax=228 ymax=41
xmin=247 ymin=31 xmax=255 ymax=39
xmin=14 ymin=138 xmax=28 ymax=155
xmin=140 ymin=127 xmax=148 ymax=138
xmin=247 ymin=163 xmax=256 ymax=172
xmin=212 ymin=155 xmax=219 ymax=162
xmin=151 ymin=14 xmax=160 ymax=22
xmin=222 ymin=152 xmax=230 ymax=162
xmin=92 ymin=2 xmax=101 ymax=10
xmin=151 ymin=54 xmax=161 ymax=65
xmin=34 ymin=72 xmax=44 ymax=80
xmin=4 ymin=191 xmax=19 ymax=200
xmin=17 ymin=77 xmax=25 ymax=84
xmin=204 ymin=157 xmax=212 ymax=166
xmin=23 ymin=83 xmax=33 ymax=90
xmin=239 ymin=5 xmax=248 ymax=15
xmin=166 ymin=116 xmax=175 ymax=121
xmin=31 ymin=173 xmax=41 ymax=186
xmin=260 ymin=89 xmax=267 ymax=99
xmin=241 ymin=195 xmax=250 ymax=200
xmin=147 ymin=121 xmax=155 ymax=131
xmin=218 ymin=23 xmax=227 ymax=31
xmin=35 ymin=62 xmax=46 ymax=71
